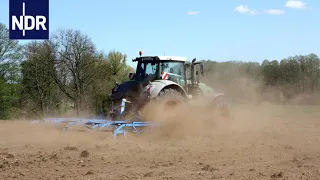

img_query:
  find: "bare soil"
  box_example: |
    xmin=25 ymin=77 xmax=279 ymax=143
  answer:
xmin=1 ymin=102 xmax=320 ymax=180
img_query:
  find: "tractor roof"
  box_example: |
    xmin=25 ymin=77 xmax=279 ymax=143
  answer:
xmin=157 ymin=56 xmax=187 ymax=61
xmin=133 ymin=56 xmax=187 ymax=62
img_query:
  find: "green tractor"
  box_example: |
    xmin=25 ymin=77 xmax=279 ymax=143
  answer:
xmin=109 ymin=51 xmax=231 ymax=121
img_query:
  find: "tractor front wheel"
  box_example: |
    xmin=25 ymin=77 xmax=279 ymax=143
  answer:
xmin=212 ymin=96 xmax=231 ymax=119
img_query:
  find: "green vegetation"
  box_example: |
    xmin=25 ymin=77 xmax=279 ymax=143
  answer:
xmin=0 ymin=22 xmax=319 ymax=119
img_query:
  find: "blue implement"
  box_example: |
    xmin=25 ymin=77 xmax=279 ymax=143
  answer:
xmin=31 ymin=118 xmax=159 ymax=137
xmin=30 ymin=98 xmax=160 ymax=138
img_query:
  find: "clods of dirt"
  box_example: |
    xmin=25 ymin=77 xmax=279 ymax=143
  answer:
xmin=271 ymin=171 xmax=283 ymax=178
xmin=201 ymin=164 xmax=219 ymax=172
xmin=80 ymin=150 xmax=89 ymax=158
xmin=144 ymin=172 xmax=153 ymax=177
xmin=6 ymin=153 xmax=15 ymax=159
xmin=85 ymin=170 xmax=94 ymax=175
xmin=50 ymin=153 xmax=58 ymax=160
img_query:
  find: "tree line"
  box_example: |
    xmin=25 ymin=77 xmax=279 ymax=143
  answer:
xmin=0 ymin=23 xmax=133 ymax=119
xmin=0 ymin=22 xmax=319 ymax=120
xmin=201 ymin=53 xmax=320 ymax=105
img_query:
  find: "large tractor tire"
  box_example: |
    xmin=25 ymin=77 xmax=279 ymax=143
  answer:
xmin=139 ymin=88 xmax=185 ymax=122
xmin=212 ymin=95 xmax=231 ymax=118
xmin=156 ymin=88 xmax=186 ymax=110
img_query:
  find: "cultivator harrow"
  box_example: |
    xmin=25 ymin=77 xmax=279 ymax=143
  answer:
xmin=31 ymin=99 xmax=159 ymax=138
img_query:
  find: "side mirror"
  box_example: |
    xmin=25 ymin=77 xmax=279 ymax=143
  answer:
xmin=114 ymin=81 xmax=119 ymax=86
xmin=129 ymin=73 xmax=135 ymax=80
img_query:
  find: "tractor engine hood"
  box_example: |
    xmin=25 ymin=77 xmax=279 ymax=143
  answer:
xmin=198 ymin=82 xmax=226 ymax=99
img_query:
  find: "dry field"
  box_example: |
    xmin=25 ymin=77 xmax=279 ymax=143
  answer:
xmin=1 ymin=102 xmax=320 ymax=180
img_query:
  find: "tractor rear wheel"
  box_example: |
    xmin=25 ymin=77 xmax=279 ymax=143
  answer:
xmin=156 ymin=88 xmax=185 ymax=110
xmin=139 ymin=88 xmax=185 ymax=122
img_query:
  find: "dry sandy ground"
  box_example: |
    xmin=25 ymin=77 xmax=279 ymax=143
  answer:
xmin=1 ymin=102 xmax=320 ymax=180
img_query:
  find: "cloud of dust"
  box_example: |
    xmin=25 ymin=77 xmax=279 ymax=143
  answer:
xmin=0 ymin=120 xmax=113 ymax=150
xmin=137 ymin=73 xmax=297 ymax=140
xmin=0 ymin=101 xmax=293 ymax=150
xmin=139 ymin=98 xmax=290 ymax=142
xmin=139 ymin=97 xmax=255 ymax=140
xmin=201 ymin=68 xmax=320 ymax=105
xmin=204 ymin=76 xmax=264 ymax=105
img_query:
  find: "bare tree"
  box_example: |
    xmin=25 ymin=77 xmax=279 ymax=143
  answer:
xmin=51 ymin=29 xmax=98 ymax=115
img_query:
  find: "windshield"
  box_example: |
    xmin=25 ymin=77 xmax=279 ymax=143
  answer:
xmin=135 ymin=60 xmax=185 ymax=83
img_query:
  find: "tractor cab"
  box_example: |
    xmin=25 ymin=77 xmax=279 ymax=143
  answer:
xmin=129 ymin=51 xmax=187 ymax=88
xmin=129 ymin=52 xmax=205 ymax=97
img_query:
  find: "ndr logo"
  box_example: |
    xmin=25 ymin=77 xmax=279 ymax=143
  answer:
xmin=9 ymin=0 xmax=49 ymax=40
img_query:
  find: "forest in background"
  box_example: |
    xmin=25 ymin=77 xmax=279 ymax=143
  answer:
xmin=1 ymin=22 xmax=320 ymax=120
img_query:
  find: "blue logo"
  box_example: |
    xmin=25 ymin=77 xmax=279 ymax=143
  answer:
xmin=9 ymin=0 xmax=49 ymax=40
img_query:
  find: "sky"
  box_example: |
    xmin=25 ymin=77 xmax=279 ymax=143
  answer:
xmin=0 ymin=0 xmax=319 ymax=67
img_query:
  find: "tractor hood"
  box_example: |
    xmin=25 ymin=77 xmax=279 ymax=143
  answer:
xmin=198 ymin=82 xmax=225 ymax=99
xmin=198 ymin=82 xmax=214 ymax=94
xmin=110 ymin=80 xmax=139 ymax=100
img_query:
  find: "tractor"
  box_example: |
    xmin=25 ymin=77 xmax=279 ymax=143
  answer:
xmin=109 ymin=51 xmax=231 ymax=121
